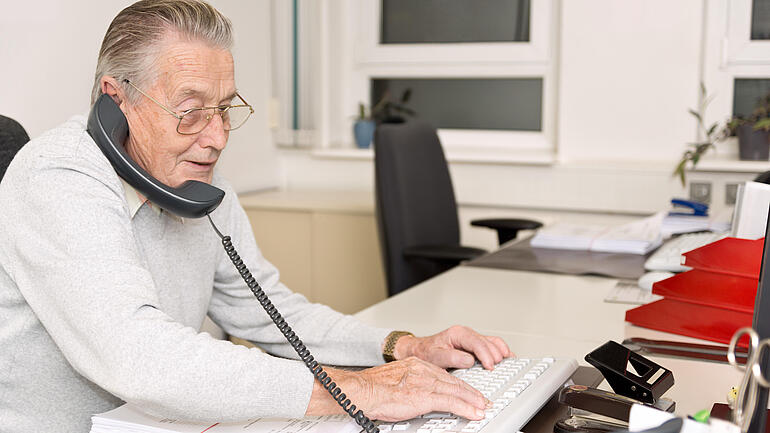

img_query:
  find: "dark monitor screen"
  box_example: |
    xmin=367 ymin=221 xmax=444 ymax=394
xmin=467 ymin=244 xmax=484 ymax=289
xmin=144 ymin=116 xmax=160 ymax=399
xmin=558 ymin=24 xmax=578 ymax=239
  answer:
xmin=748 ymin=204 xmax=770 ymax=433
xmin=755 ymin=206 xmax=770 ymax=336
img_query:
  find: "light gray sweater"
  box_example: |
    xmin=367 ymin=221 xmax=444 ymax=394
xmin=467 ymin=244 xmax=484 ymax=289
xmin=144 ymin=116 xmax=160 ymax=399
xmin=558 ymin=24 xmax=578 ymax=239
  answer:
xmin=0 ymin=116 xmax=391 ymax=433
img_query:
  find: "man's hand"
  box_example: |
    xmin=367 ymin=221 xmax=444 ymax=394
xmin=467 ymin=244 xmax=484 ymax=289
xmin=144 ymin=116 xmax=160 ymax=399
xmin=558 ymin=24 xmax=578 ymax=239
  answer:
xmin=305 ymin=326 xmax=511 ymax=421
xmin=392 ymin=325 xmax=513 ymax=370
xmin=306 ymin=357 xmax=489 ymax=421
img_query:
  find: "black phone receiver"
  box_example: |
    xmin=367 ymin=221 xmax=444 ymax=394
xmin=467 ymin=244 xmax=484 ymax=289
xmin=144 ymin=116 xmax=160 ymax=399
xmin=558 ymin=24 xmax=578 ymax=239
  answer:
xmin=87 ymin=93 xmax=224 ymax=219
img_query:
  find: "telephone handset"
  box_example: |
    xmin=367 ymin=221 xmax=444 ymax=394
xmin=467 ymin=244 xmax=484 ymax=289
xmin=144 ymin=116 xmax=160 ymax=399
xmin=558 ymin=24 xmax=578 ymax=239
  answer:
xmin=87 ymin=94 xmax=379 ymax=433
xmin=87 ymin=94 xmax=225 ymax=219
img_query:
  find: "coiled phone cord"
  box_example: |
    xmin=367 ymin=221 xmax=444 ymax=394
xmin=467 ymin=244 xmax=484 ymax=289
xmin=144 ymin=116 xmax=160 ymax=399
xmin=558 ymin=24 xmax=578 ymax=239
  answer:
xmin=207 ymin=215 xmax=379 ymax=433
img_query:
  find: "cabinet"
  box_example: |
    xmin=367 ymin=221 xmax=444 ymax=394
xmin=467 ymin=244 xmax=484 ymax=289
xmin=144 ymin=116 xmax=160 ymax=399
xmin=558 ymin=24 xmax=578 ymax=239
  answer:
xmin=238 ymin=190 xmax=387 ymax=315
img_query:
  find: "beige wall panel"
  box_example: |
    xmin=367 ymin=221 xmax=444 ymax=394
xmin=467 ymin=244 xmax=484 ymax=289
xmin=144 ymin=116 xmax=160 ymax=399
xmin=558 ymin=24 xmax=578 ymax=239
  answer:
xmin=245 ymin=209 xmax=314 ymax=301
xmin=311 ymin=212 xmax=387 ymax=314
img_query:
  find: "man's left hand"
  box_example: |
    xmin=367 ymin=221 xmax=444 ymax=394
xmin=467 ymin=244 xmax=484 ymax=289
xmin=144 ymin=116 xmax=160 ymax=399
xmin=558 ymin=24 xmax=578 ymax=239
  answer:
xmin=392 ymin=325 xmax=513 ymax=370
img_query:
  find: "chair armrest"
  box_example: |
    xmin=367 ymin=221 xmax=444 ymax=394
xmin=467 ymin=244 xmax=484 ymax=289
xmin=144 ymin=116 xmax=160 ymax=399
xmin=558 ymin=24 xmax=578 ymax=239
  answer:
xmin=470 ymin=218 xmax=543 ymax=245
xmin=403 ymin=244 xmax=487 ymax=264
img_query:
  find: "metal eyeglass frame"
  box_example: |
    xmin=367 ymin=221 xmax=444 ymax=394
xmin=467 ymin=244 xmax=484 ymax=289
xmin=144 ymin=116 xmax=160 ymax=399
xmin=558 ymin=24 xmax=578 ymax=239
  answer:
xmin=123 ymin=79 xmax=254 ymax=135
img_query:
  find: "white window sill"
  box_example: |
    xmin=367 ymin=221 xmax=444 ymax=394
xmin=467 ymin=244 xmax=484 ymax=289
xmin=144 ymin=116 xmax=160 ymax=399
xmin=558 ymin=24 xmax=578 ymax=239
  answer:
xmin=310 ymin=147 xmax=557 ymax=166
xmin=690 ymin=156 xmax=770 ymax=173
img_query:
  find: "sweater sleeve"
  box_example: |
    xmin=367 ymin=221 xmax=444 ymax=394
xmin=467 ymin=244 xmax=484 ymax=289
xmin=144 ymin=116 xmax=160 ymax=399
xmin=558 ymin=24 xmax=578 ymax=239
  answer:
xmin=206 ymin=182 xmax=392 ymax=368
xmin=0 ymin=150 xmax=319 ymax=422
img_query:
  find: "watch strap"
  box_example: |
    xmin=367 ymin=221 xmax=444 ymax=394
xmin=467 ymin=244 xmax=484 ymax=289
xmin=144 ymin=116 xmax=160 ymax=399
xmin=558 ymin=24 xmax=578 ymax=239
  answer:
xmin=383 ymin=331 xmax=414 ymax=362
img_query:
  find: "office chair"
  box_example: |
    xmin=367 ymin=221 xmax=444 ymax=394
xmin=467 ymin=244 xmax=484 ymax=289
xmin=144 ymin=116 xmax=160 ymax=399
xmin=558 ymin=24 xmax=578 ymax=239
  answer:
xmin=374 ymin=120 xmax=542 ymax=296
xmin=0 ymin=115 xmax=30 ymax=182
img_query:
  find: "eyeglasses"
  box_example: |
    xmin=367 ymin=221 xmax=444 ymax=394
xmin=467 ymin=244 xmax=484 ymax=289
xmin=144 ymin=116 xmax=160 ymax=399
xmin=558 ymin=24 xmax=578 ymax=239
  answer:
xmin=123 ymin=79 xmax=254 ymax=135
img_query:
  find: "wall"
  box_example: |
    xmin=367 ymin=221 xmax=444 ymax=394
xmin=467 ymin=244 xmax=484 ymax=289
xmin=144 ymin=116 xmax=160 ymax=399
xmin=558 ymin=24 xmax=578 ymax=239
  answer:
xmin=557 ymin=0 xmax=703 ymax=163
xmin=0 ymin=0 xmax=279 ymax=193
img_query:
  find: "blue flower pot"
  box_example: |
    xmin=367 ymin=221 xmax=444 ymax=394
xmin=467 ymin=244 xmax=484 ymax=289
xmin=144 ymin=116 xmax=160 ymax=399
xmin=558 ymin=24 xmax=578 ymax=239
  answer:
xmin=353 ymin=120 xmax=376 ymax=149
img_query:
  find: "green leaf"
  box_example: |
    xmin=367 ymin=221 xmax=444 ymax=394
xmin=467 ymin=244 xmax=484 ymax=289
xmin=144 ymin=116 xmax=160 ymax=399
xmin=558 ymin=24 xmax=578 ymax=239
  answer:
xmin=673 ymin=159 xmax=687 ymax=187
xmin=688 ymin=109 xmax=702 ymax=122
xmin=754 ymin=118 xmax=770 ymax=131
xmin=706 ymin=123 xmax=718 ymax=137
xmin=400 ymin=89 xmax=412 ymax=103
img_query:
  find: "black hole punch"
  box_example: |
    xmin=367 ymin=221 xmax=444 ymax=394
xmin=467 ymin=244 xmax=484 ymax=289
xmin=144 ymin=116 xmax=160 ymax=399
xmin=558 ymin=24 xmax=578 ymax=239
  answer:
xmin=207 ymin=215 xmax=379 ymax=433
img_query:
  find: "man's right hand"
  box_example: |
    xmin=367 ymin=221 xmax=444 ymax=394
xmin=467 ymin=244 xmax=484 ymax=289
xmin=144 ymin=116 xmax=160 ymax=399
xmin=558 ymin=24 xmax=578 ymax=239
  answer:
xmin=305 ymin=357 xmax=488 ymax=422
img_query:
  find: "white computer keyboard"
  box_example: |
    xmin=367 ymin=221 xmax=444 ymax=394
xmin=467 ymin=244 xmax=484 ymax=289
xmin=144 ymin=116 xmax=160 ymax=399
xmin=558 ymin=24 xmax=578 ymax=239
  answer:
xmin=644 ymin=231 xmax=727 ymax=272
xmin=375 ymin=357 xmax=578 ymax=433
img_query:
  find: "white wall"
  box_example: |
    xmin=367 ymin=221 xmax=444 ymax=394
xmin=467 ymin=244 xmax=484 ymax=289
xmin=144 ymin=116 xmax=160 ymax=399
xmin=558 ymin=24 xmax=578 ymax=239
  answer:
xmin=0 ymin=0 xmax=279 ymax=193
xmin=558 ymin=0 xmax=703 ymax=163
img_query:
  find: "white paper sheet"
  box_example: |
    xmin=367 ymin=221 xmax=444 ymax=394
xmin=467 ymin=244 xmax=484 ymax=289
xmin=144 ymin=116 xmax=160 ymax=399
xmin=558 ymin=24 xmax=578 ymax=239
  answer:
xmin=90 ymin=404 xmax=362 ymax=433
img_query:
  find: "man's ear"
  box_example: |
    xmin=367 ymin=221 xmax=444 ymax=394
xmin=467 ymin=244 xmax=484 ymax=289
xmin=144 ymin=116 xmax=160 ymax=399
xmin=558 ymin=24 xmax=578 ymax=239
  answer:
xmin=100 ymin=77 xmax=124 ymax=107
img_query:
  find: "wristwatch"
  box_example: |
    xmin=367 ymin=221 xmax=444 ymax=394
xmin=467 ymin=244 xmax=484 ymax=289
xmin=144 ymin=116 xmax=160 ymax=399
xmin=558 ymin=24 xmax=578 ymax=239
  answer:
xmin=382 ymin=330 xmax=414 ymax=362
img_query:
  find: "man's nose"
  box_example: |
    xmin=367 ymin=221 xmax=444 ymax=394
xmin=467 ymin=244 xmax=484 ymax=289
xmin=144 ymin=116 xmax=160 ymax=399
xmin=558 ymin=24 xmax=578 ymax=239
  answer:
xmin=199 ymin=112 xmax=228 ymax=151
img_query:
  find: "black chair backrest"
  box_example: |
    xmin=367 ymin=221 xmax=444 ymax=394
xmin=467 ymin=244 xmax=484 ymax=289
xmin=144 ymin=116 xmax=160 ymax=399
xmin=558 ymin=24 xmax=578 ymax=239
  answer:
xmin=0 ymin=115 xmax=30 ymax=182
xmin=374 ymin=120 xmax=461 ymax=296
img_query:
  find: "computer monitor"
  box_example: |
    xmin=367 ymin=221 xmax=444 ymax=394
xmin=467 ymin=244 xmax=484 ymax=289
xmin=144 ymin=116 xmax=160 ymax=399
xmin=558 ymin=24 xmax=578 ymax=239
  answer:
xmin=748 ymin=204 xmax=770 ymax=433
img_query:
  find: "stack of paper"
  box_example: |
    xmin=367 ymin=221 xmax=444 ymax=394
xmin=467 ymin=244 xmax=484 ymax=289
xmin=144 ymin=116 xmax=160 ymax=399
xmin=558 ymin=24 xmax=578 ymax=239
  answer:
xmin=660 ymin=214 xmax=710 ymax=236
xmin=529 ymin=223 xmax=607 ymax=251
xmin=90 ymin=404 xmax=362 ymax=433
xmin=531 ymin=213 xmax=664 ymax=255
xmin=660 ymin=208 xmax=732 ymax=237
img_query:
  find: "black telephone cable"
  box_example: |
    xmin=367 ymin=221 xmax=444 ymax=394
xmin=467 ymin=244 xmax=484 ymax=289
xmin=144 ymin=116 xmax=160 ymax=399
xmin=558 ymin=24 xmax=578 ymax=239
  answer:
xmin=207 ymin=215 xmax=378 ymax=433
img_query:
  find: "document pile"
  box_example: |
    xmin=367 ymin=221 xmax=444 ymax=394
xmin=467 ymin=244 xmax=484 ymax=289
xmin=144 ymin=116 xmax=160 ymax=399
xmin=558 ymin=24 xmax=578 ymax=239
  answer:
xmin=90 ymin=404 xmax=361 ymax=433
xmin=660 ymin=211 xmax=731 ymax=237
xmin=531 ymin=213 xmax=664 ymax=255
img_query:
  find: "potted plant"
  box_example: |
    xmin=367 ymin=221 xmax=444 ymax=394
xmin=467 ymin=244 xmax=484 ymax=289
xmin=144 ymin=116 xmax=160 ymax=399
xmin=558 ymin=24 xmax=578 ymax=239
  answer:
xmin=674 ymin=85 xmax=726 ymax=187
xmin=353 ymin=89 xmax=415 ymax=149
xmin=371 ymin=88 xmax=415 ymax=124
xmin=353 ymin=103 xmax=376 ymax=149
xmin=725 ymin=92 xmax=770 ymax=161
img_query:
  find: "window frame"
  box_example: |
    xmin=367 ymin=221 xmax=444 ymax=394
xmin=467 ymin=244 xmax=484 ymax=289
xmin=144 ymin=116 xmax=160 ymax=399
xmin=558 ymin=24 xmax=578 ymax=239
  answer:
xmin=726 ymin=0 xmax=770 ymax=65
xmin=337 ymin=0 xmax=560 ymax=156
xmin=703 ymin=0 xmax=770 ymax=151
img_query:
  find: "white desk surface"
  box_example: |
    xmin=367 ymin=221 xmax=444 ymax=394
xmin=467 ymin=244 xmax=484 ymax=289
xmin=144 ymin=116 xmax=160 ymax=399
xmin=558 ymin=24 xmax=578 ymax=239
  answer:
xmin=353 ymin=266 xmax=742 ymax=417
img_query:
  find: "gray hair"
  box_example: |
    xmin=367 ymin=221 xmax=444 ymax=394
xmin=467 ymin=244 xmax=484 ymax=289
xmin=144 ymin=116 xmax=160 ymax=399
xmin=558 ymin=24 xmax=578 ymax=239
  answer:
xmin=90 ymin=0 xmax=233 ymax=105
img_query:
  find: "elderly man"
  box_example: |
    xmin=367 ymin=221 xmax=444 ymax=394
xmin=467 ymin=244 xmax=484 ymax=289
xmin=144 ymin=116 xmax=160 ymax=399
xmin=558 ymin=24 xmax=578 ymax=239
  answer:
xmin=0 ymin=1 xmax=512 ymax=432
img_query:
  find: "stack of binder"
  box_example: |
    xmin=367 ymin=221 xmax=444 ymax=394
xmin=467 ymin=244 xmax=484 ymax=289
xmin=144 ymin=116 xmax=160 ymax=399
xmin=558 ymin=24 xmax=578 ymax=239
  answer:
xmin=625 ymin=237 xmax=764 ymax=346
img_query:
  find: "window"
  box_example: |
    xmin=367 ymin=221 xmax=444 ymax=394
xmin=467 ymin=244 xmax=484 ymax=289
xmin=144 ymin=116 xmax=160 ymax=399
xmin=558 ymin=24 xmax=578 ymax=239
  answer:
xmin=380 ymin=0 xmax=530 ymax=44
xmin=733 ymin=79 xmax=770 ymax=117
xmin=752 ymin=0 xmax=770 ymax=40
xmin=339 ymin=0 xmax=558 ymax=155
xmin=726 ymin=0 xmax=770 ymax=65
xmin=703 ymin=0 xmax=770 ymax=139
xmin=371 ymin=78 xmax=542 ymax=131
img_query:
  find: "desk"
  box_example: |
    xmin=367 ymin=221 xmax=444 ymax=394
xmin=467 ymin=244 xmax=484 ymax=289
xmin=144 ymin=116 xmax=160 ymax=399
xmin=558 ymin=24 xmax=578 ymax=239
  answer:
xmin=353 ymin=265 xmax=742 ymax=418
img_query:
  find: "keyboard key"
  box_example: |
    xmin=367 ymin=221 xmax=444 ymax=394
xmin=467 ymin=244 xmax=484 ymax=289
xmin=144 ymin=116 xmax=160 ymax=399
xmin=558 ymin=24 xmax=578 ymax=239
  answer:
xmin=423 ymin=412 xmax=452 ymax=419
